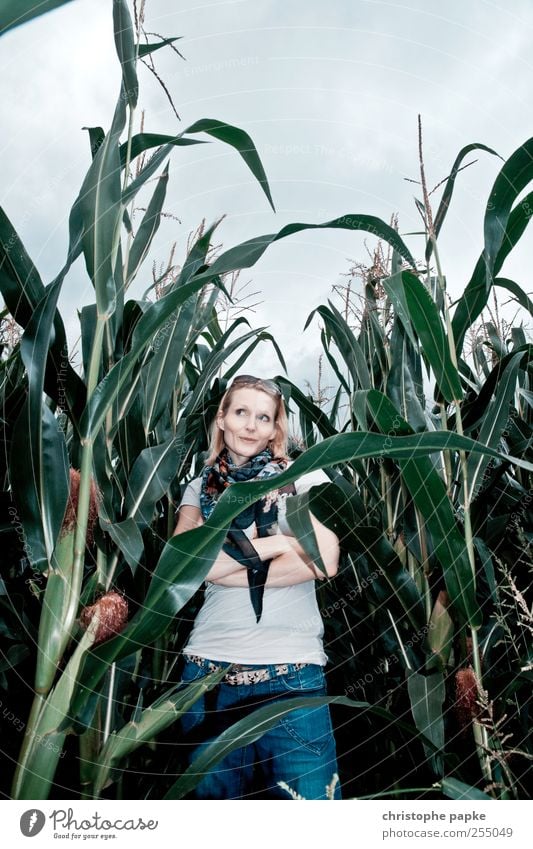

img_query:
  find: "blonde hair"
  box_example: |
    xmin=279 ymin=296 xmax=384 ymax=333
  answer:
xmin=205 ymin=379 xmax=288 ymax=465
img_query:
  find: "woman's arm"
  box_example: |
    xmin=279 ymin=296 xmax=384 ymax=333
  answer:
xmin=211 ymin=512 xmax=340 ymax=587
xmin=174 ymin=500 xmax=340 ymax=587
xmin=173 ymin=506 xmax=245 ymax=580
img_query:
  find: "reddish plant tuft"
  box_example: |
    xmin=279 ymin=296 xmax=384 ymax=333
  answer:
xmin=62 ymin=469 xmax=99 ymax=544
xmin=454 ymin=666 xmax=480 ymax=729
xmin=80 ymin=591 xmax=129 ymax=644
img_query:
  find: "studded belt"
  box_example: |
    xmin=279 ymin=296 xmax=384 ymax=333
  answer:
xmin=184 ymin=654 xmax=310 ymax=686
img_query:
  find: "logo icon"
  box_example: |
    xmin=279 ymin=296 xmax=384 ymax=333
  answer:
xmin=20 ymin=810 xmax=46 ymax=837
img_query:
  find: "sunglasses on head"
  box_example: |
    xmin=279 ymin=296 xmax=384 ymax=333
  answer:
xmin=231 ymin=374 xmax=281 ymax=395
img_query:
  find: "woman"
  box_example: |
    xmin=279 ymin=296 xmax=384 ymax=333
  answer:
xmin=174 ymin=374 xmax=341 ymax=799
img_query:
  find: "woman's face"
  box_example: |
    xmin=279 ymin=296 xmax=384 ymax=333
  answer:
xmin=217 ymin=387 xmax=278 ymax=466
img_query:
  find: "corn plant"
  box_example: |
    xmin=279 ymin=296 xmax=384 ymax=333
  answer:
xmin=281 ymin=136 xmax=533 ymax=798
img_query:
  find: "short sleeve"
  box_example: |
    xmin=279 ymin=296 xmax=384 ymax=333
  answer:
xmin=294 ymin=467 xmax=330 ymax=496
xmin=179 ymin=477 xmax=202 ymax=508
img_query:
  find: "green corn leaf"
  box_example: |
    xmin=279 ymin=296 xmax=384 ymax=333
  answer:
xmin=184 ymin=118 xmax=275 ymax=211
xmin=363 ymin=296 xmax=389 ymax=381
xmin=103 ymin=518 xmax=144 ymax=574
xmin=93 ymin=669 xmax=227 ymax=798
xmin=386 ymin=317 xmax=426 ymax=431
xmin=307 ymin=302 xmax=371 ymax=391
xmin=511 ymin=327 xmax=527 ymax=350
xmin=0 ymin=644 xmax=29 ymax=673
xmin=124 ymin=436 xmax=182 ymax=529
xmin=83 ymin=126 xmax=105 ymax=159
xmin=138 ymin=36 xmax=182 ymax=58
xmin=402 ymin=271 xmax=463 ymax=402
xmin=383 ymin=270 xmax=418 ymax=349
xmin=494 ymin=190 xmax=533 ymax=274
xmin=484 ymin=138 xmax=533 ymax=273
xmin=125 ymin=163 xmax=169 ymax=286
xmin=285 ymin=491 xmax=328 ymax=577
xmin=121 ymin=138 xmax=206 ymax=207
xmin=466 ymin=352 xmax=522 ymax=503
xmin=277 ymin=378 xmax=338 ymax=440
xmin=182 ymin=322 xmax=274 ymax=418
xmin=0 ymin=207 xmax=46 ymax=322
xmin=484 ymin=321 xmax=508 ymax=361
xmin=426 ymin=143 xmax=501 ymax=263
xmin=0 ymin=0 xmax=75 ymax=35
xmin=309 ymin=479 xmax=427 ymax=660
xmin=329 ymin=384 xmax=343 ymax=428
xmin=35 ymin=530 xmax=76 ymax=694
xmin=142 ymin=291 xmax=197 ymax=434
xmin=0 ymin=207 xmax=86 ymax=422
xmin=10 ymin=281 xmax=69 ymax=571
xmin=80 ymin=304 xmax=99 ymax=382
xmin=176 ymin=221 xmax=220 ymax=285
xmin=71 ymin=90 xmax=127 ymax=317
xmin=205 ymin=215 xmax=414 ymax=283
xmin=439 ymin=777 xmax=494 ymax=801
xmin=400 ymin=457 xmax=480 ymax=626
xmin=453 ymin=139 xmax=533 ymax=354
xmin=519 ymin=388 xmax=533 ymax=411
xmin=462 ymin=344 xmax=533 ymax=434
xmin=12 ymin=620 xmax=98 ymax=800
xmin=495 ymin=277 xmax=533 ymax=318
xmin=427 ymin=592 xmax=454 ymax=670
xmin=81 ymin=276 xmax=216 ymax=439
xmin=362 ymin=388 xmax=480 ymax=626
xmin=452 ymin=255 xmax=490 ymax=358
xmin=320 ymin=327 xmax=351 ymax=395
xmin=120 ymin=118 xmax=275 ymax=211
xmin=406 ymin=670 xmax=445 ymax=776
xmin=473 ymin=537 xmax=498 ymax=605
xmin=164 ymin=694 xmax=429 ymax=800
xmin=113 ymin=0 xmax=138 ymax=109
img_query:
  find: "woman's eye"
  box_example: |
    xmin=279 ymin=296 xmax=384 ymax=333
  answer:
xmin=259 ymin=415 xmax=270 ymax=422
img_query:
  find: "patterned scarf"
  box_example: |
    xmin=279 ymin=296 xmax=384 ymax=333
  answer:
xmin=200 ymin=447 xmax=289 ymax=621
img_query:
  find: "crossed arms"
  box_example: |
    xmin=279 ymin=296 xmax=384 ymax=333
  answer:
xmin=173 ymin=504 xmax=339 ymax=587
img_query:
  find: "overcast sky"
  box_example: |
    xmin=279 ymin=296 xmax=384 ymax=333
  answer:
xmin=2 ymin=0 xmax=533 ymax=396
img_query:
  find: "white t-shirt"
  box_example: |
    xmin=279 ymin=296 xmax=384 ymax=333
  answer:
xmin=180 ymin=462 xmax=330 ymax=665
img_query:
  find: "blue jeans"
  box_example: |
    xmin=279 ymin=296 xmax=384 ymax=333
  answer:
xmin=180 ymin=658 xmax=341 ymax=800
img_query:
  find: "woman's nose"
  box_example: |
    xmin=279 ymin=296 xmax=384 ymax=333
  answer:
xmin=245 ymin=417 xmax=257 ymax=431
